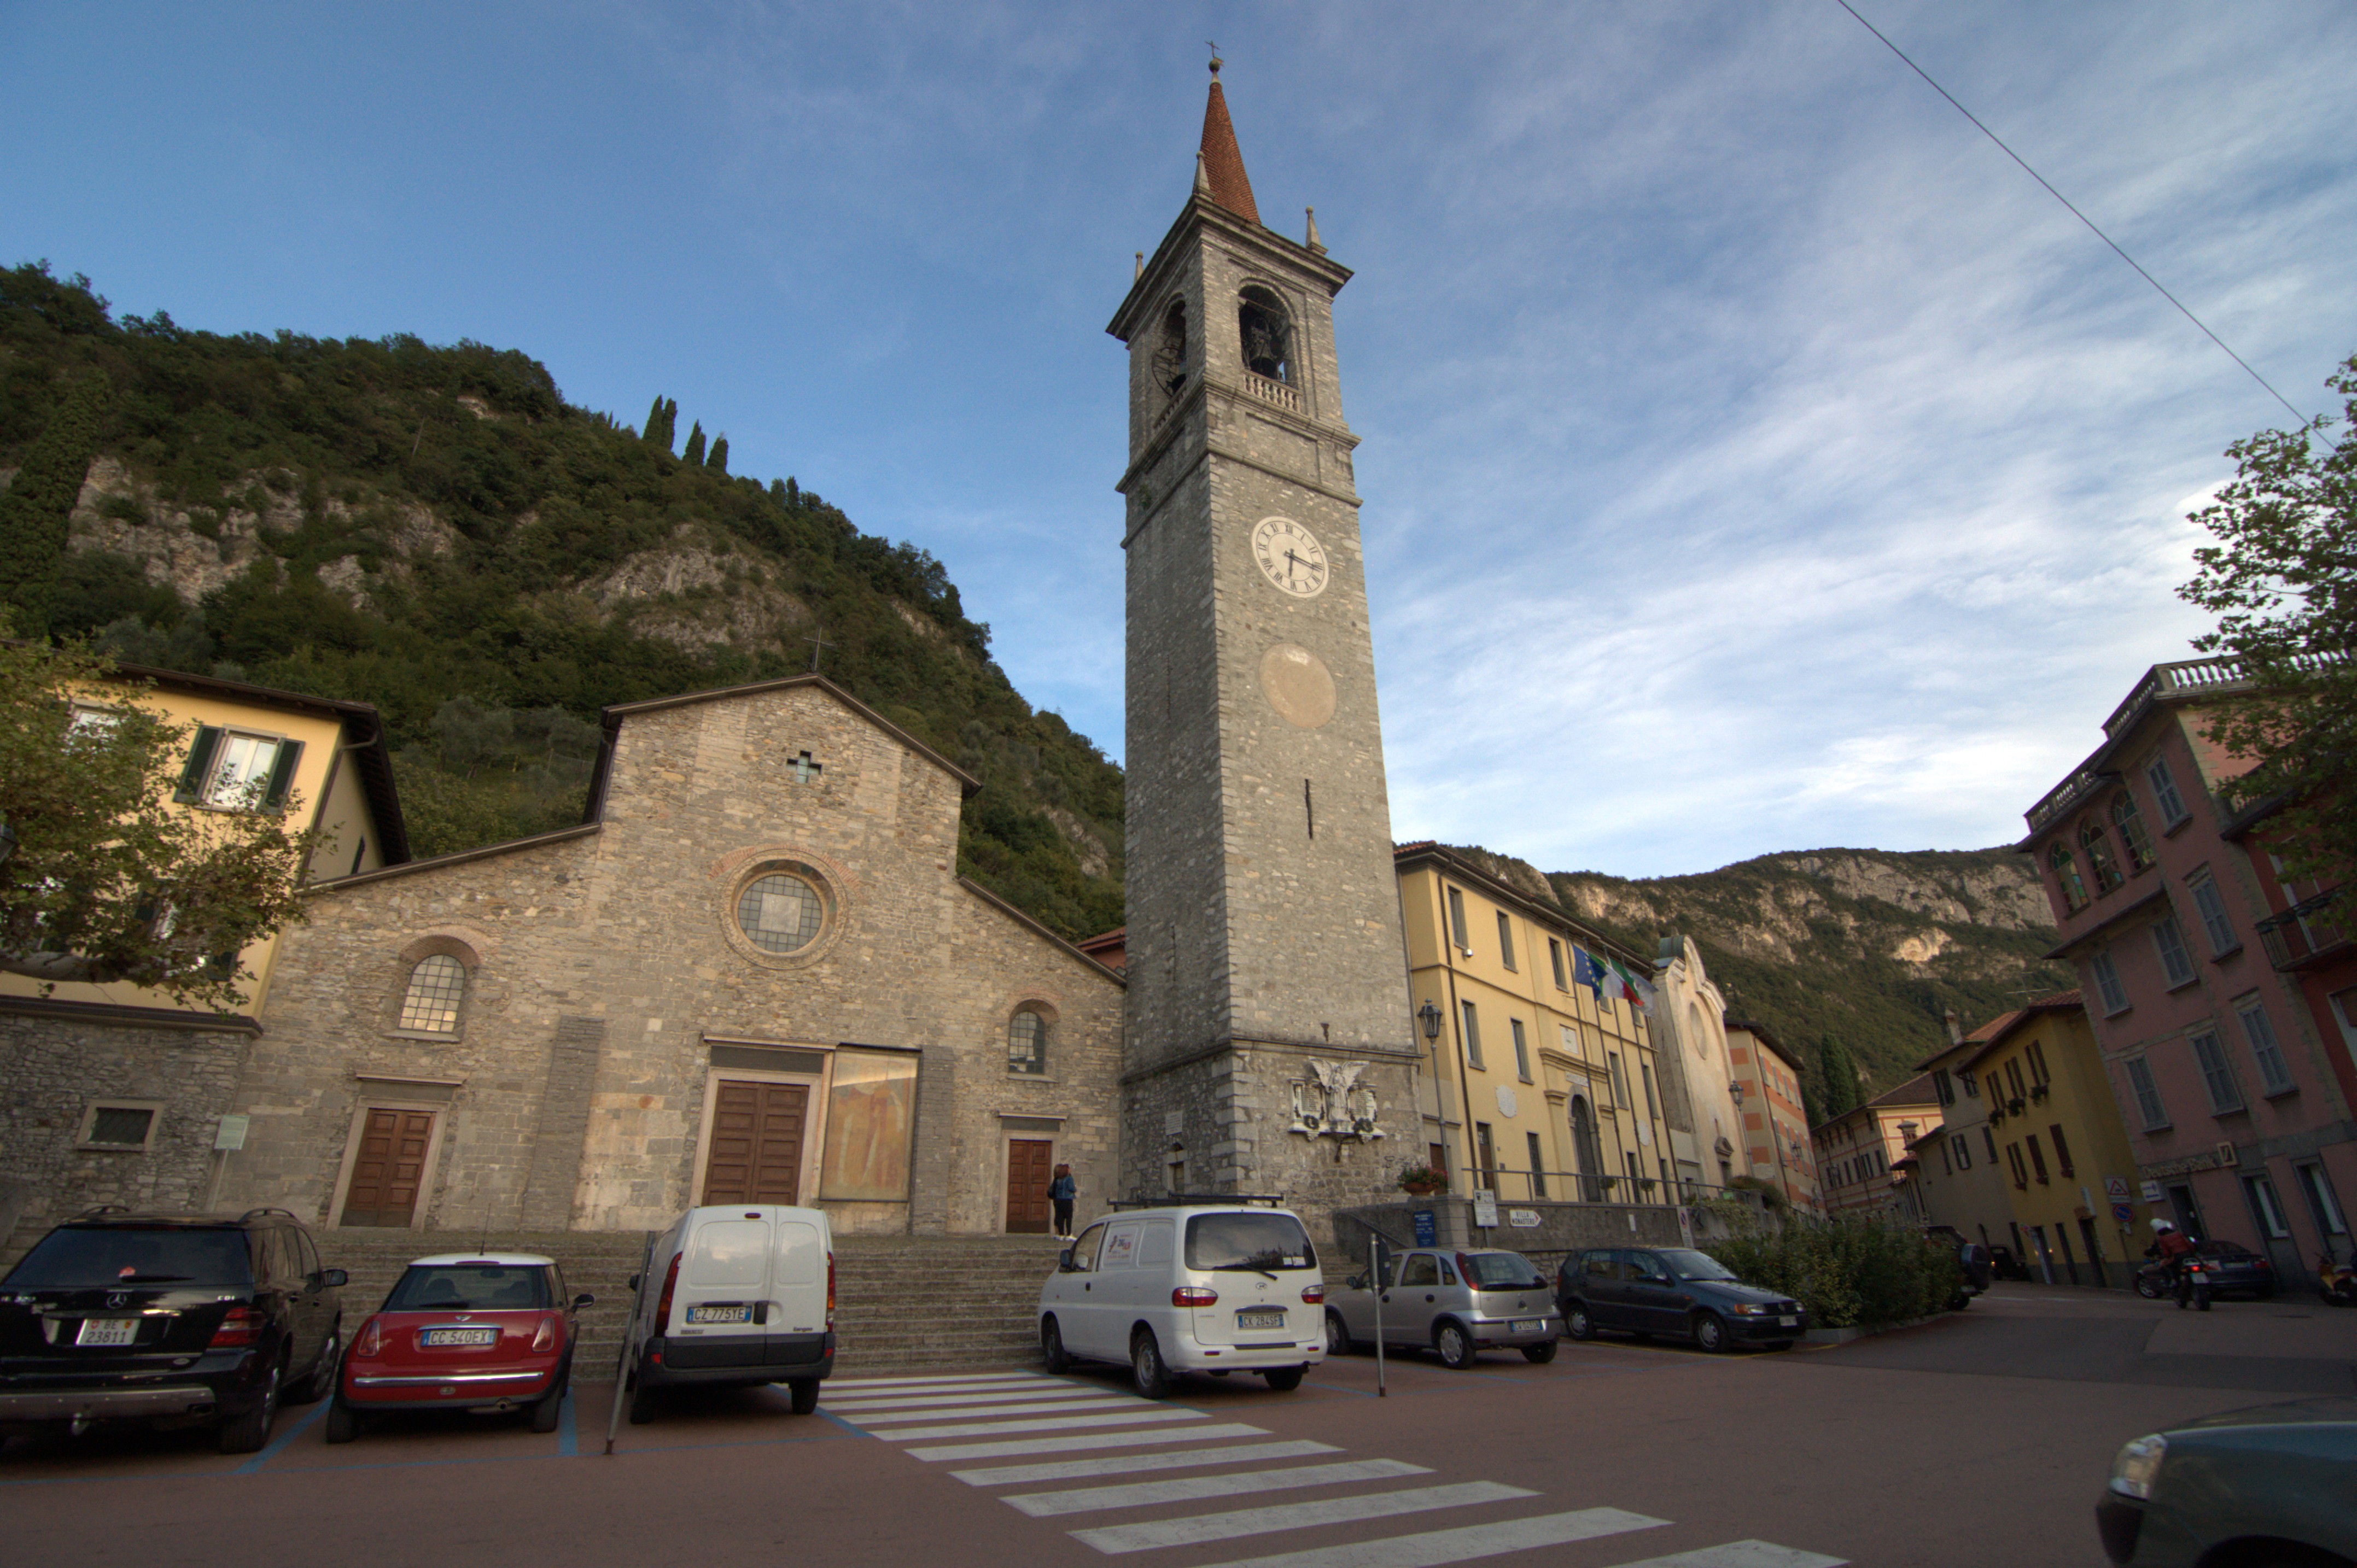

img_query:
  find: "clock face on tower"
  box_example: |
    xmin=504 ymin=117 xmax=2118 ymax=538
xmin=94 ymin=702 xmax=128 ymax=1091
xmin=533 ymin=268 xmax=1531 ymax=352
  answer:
xmin=1251 ymin=516 xmax=1329 ymax=598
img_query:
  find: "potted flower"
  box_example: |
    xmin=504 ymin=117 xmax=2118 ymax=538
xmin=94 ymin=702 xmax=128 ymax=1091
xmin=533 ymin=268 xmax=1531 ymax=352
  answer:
xmin=1397 ymin=1163 xmax=1448 ymax=1197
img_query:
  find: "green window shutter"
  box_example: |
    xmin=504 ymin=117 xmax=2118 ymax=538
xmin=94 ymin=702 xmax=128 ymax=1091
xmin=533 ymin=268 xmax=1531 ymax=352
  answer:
xmin=262 ymin=739 xmax=304 ymax=811
xmin=174 ymin=726 xmax=223 ymax=803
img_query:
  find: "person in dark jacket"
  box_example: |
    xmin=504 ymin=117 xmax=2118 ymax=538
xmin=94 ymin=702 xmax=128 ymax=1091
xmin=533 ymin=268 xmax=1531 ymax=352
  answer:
xmin=1048 ymin=1165 xmax=1077 ymax=1238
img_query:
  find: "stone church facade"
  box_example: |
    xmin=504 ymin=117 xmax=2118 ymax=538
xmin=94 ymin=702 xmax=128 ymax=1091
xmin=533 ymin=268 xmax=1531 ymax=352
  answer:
xmin=217 ymin=677 xmax=1124 ymax=1237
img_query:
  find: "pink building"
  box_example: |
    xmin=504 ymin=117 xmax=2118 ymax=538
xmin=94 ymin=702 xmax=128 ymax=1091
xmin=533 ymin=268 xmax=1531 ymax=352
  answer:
xmin=2023 ymin=658 xmax=2355 ymax=1284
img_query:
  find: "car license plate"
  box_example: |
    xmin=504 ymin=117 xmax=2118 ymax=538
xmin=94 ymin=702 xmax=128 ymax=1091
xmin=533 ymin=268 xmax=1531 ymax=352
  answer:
xmin=1236 ymin=1308 xmax=1286 ymax=1331
xmin=688 ymin=1304 xmax=755 ymax=1325
xmin=421 ymin=1327 xmax=499 ymax=1346
xmin=1511 ymin=1318 xmax=1544 ymax=1334
xmin=1778 ymin=1315 xmax=1798 ymax=1327
xmin=76 ymin=1318 xmax=138 ymax=1347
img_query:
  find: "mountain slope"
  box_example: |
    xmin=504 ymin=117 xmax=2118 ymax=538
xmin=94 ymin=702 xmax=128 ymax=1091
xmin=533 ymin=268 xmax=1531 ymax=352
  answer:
xmin=1445 ymin=842 xmax=2071 ymax=1113
xmin=0 ymin=262 xmax=1122 ymax=939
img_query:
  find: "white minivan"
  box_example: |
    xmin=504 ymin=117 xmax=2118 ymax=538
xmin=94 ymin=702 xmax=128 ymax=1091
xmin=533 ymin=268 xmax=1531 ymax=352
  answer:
xmin=1037 ymin=1203 xmax=1326 ymax=1398
xmin=617 ymin=1204 xmax=833 ymax=1422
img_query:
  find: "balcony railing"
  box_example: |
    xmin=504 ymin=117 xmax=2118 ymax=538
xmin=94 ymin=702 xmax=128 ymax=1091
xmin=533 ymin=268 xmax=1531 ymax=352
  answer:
xmin=2255 ymin=886 xmax=2351 ymax=970
xmin=1242 ymin=371 xmax=1300 ymax=414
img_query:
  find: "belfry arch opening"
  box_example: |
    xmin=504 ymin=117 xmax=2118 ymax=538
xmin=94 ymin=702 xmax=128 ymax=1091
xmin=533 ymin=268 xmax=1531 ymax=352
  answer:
xmin=1153 ymin=299 xmax=1188 ymax=400
xmin=1238 ymin=285 xmax=1292 ymax=383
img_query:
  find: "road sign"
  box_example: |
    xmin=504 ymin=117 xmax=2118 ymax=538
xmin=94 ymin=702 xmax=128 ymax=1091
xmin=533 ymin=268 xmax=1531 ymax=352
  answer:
xmin=2112 ymin=1204 xmax=2133 ymax=1224
xmin=2140 ymin=1179 xmax=2165 ymax=1203
xmin=1472 ymin=1190 xmax=1499 ymax=1228
xmin=1507 ymin=1208 xmax=1541 ymax=1228
xmin=2103 ymin=1176 xmax=2131 ymax=1202
xmin=1411 ymin=1208 xmax=1437 ymax=1247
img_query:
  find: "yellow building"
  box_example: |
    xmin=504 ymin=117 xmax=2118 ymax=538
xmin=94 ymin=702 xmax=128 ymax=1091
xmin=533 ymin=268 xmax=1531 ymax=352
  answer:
xmin=1814 ymin=1075 xmax=1940 ymax=1221
xmin=1395 ymin=845 xmax=1674 ymax=1203
xmin=1968 ymin=991 xmax=2148 ymax=1288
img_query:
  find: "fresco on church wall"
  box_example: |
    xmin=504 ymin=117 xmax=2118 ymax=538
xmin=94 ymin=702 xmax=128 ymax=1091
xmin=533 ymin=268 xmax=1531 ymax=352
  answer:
xmin=818 ymin=1050 xmax=917 ymax=1201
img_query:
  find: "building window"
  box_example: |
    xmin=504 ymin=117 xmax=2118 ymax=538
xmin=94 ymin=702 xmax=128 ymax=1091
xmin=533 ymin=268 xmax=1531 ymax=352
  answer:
xmin=1933 ymin=1069 xmax=1955 ymax=1107
xmin=2187 ymin=872 xmax=2239 ymax=957
xmin=2089 ymin=950 xmax=2129 ymax=1015
xmin=77 ymin=1103 xmax=160 ymax=1151
xmin=2122 ymin=1056 xmax=2169 ymax=1130
xmin=2025 ymin=1041 xmax=2050 ymax=1087
xmin=398 ymin=954 xmax=468 ymax=1033
xmin=2295 ymin=1162 xmax=2348 ymax=1236
xmin=2005 ymin=1059 xmax=2027 ymax=1105
xmin=1549 ymin=938 xmax=1567 ymax=990
xmin=2151 ymin=915 xmax=2197 ymax=988
xmin=1460 ymin=999 xmax=1484 ymax=1070
xmin=1474 ymin=1122 xmax=1497 ymax=1190
xmin=2244 ymin=1174 xmax=2290 ymax=1239
xmin=1526 ymin=1131 xmax=1547 ymax=1199
xmin=1959 ymin=1069 xmax=1979 ymax=1098
xmin=1641 ymin=1063 xmax=1659 ymax=1119
xmin=2145 ymin=756 xmax=2191 ymax=828
xmin=1950 ymin=1134 xmax=1972 ymax=1170
xmin=1007 ymin=1009 xmax=1048 ymax=1075
xmin=2006 ymin=1143 xmax=2029 ymax=1190
xmin=1607 ymin=1051 xmax=1629 ymax=1110
xmin=1446 ymin=887 xmax=1469 ymax=953
xmin=2048 ymin=1122 xmax=2075 ymax=1178
xmin=2081 ymin=821 xmax=2123 ymax=893
xmin=2112 ymin=793 xmax=2155 ymax=871
xmin=2049 ymin=844 xmax=2089 ymax=912
xmin=2235 ymin=1001 xmax=2295 ymax=1096
xmin=737 ymin=871 xmax=825 ymax=955
xmin=1510 ymin=1018 xmax=1531 ymax=1082
xmin=1982 ymin=1125 xmax=1999 ymax=1161
xmin=174 ymin=726 xmax=304 ymax=812
xmin=1497 ymin=912 xmax=1516 ymax=971
xmin=2189 ymin=1029 xmax=2243 ymax=1114
xmin=1153 ymin=299 xmax=1188 ymax=398
xmin=1238 ymin=285 xmax=1292 ymax=383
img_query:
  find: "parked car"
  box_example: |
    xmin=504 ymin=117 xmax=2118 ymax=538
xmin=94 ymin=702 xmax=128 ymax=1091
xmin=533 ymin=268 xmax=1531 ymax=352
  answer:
xmin=2098 ymin=1397 xmax=2357 ymax=1566
xmin=616 ymin=1205 xmax=833 ymax=1424
xmin=1928 ymin=1226 xmax=1994 ymax=1307
xmin=1556 ymin=1246 xmax=1807 ymax=1351
xmin=326 ymin=1253 xmax=591 ymax=1442
xmin=1324 ymin=1247 xmax=1560 ymax=1368
xmin=0 ymin=1207 xmax=345 ymax=1453
xmin=1039 ymin=1203 xmax=1325 ymax=1397
xmin=2132 ymin=1241 xmax=2277 ymax=1302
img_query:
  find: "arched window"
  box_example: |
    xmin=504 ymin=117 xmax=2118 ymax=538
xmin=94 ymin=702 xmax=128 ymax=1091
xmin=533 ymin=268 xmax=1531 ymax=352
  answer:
xmin=399 ymin=954 xmax=467 ymax=1033
xmin=2049 ymin=844 xmax=2089 ymax=912
xmin=2080 ymin=820 xmax=2123 ymax=893
xmin=1237 ymin=285 xmax=1292 ymax=383
xmin=2111 ymin=792 xmax=2155 ymax=871
xmin=1153 ymin=300 xmax=1188 ymax=399
xmin=1007 ymin=1008 xmax=1048 ymax=1075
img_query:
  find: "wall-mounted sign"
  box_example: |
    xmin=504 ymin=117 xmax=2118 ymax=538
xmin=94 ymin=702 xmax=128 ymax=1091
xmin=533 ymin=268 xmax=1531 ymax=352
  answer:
xmin=2103 ymin=1176 xmax=2131 ymax=1202
xmin=2140 ymin=1179 xmax=2165 ymax=1203
xmin=213 ymin=1114 xmax=249 ymax=1152
xmin=1472 ymin=1191 xmax=1499 ymax=1228
xmin=1412 ymin=1208 xmax=1437 ymax=1247
xmin=1507 ymin=1208 xmax=1540 ymax=1228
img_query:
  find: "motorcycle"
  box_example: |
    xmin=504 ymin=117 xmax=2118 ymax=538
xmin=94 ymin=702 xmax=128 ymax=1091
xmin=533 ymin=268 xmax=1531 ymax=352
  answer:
xmin=2174 ymin=1257 xmax=2213 ymax=1312
xmin=2320 ymin=1251 xmax=2357 ymax=1308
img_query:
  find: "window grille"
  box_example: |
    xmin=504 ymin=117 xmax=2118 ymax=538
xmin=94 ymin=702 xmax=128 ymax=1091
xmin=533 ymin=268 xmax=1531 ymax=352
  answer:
xmin=2049 ymin=844 xmax=2089 ymax=911
xmin=1007 ymin=1010 xmax=1048 ymax=1075
xmin=85 ymin=1106 xmax=156 ymax=1148
xmin=737 ymin=873 xmax=822 ymax=954
xmin=2111 ymin=793 xmax=2155 ymax=870
xmin=398 ymin=955 xmax=467 ymax=1033
xmin=2080 ymin=822 xmax=2122 ymax=892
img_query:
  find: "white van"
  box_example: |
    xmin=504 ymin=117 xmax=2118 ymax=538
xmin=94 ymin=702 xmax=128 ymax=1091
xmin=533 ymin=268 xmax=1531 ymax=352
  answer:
xmin=617 ymin=1204 xmax=833 ymax=1422
xmin=1037 ymin=1203 xmax=1326 ymax=1399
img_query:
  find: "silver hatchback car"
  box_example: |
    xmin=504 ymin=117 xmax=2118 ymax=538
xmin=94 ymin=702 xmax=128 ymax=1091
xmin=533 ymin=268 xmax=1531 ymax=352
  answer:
xmin=1323 ymin=1248 xmax=1562 ymax=1368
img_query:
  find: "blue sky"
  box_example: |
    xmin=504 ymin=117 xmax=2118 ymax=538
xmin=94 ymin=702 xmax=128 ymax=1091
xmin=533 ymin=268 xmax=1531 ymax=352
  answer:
xmin=5 ymin=3 xmax=2353 ymax=877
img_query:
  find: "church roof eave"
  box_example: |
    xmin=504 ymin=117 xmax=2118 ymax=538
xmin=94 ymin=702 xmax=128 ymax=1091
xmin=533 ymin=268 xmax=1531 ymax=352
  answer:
xmin=597 ymin=673 xmax=983 ymax=798
xmin=1109 ymin=196 xmax=1352 ymax=342
xmin=956 ymin=876 xmax=1129 ymax=987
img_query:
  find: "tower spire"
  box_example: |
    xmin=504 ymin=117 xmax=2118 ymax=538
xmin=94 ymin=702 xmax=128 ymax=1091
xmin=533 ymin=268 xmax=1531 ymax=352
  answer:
xmin=1198 ymin=56 xmax=1261 ymax=224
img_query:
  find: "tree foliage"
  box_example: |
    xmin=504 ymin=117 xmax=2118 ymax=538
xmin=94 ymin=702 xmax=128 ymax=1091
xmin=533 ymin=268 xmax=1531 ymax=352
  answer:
xmin=1816 ymin=1032 xmax=1862 ymax=1120
xmin=0 ymin=262 xmax=1124 ymax=941
xmin=1708 ymin=1217 xmax=1962 ymax=1329
xmin=2181 ymin=352 xmax=2357 ymax=887
xmin=0 ymin=368 xmax=109 ymax=636
xmin=0 ymin=633 xmax=315 ymax=1010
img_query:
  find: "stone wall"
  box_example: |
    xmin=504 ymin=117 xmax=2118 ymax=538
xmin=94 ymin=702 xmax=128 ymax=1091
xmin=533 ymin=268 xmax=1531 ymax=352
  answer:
xmin=0 ymin=1010 xmax=251 ymax=1230
xmin=219 ymin=680 xmax=1125 ymax=1239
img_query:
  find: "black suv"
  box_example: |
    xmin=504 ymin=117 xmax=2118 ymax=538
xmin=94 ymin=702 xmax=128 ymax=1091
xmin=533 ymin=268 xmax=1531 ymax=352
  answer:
xmin=0 ymin=1207 xmax=346 ymax=1452
xmin=1557 ymin=1245 xmax=1808 ymax=1351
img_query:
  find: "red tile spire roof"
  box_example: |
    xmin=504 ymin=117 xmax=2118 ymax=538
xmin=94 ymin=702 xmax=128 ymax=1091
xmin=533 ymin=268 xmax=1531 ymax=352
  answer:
xmin=1198 ymin=58 xmax=1261 ymax=224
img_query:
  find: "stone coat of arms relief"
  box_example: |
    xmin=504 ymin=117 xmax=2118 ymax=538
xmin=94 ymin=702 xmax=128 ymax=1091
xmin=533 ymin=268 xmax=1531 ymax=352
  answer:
xmin=1287 ymin=1058 xmax=1385 ymax=1141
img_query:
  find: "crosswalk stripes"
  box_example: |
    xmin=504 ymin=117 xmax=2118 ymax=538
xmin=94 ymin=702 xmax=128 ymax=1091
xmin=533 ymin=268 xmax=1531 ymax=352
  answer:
xmin=1068 ymin=1481 xmax=1539 ymax=1554
xmin=835 ymin=1368 xmax=1848 ymax=1567
xmin=1003 ymin=1458 xmax=1431 ymax=1518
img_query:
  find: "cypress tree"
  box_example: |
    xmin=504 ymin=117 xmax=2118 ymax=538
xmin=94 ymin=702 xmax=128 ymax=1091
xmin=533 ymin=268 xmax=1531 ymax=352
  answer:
xmin=1817 ymin=1031 xmax=1862 ymax=1119
xmin=681 ymin=420 xmax=705 ymax=467
xmin=706 ymin=435 xmax=728 ymax=474
xmin=785 ymin=477 xmax=800 ymax=506
xmin=0 ymin=375 xmax=110 ymax=638
xmin=641 ymin=395 xmax=676 ymax=452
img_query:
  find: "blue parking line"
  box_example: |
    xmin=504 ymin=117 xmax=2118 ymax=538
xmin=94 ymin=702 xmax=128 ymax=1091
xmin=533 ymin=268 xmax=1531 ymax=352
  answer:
xmin=813 ymin=1408 xmax=868 ymax=1437
xmin=235 ymin=1399 xmax=329 ymax=1474
xmin=557 ymin=1388 xmax=578 ymax=1456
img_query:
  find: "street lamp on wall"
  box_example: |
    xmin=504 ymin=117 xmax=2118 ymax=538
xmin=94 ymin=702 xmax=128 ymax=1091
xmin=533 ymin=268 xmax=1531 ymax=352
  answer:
xmin=1417 ymin=1001 xmax=1443 ymax=1042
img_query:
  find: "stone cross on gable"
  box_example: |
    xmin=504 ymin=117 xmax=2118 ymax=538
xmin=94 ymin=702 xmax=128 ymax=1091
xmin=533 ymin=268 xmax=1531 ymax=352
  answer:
xmin=789 ymin=750 xmax=822 ymax=785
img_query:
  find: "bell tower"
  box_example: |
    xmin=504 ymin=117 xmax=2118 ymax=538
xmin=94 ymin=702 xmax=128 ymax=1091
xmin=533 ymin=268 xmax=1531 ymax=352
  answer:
xmin=1109 ymin=62 xmax=1415 ymax=1222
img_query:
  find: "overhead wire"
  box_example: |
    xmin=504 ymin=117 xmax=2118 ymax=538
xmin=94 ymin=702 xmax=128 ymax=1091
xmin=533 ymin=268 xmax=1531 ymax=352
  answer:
xmin=1831 ymin=0 xmax=2330 ymax=443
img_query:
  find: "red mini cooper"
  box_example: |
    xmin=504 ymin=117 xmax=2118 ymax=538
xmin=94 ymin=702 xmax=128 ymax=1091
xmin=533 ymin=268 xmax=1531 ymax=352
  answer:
xmin=327 ymin=1253 xmax=591 ymax=1442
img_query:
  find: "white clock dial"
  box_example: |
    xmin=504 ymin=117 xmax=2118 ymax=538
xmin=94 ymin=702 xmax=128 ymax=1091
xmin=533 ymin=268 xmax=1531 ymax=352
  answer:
xmin=1251 ymin=516 xmax=1329 ymax=598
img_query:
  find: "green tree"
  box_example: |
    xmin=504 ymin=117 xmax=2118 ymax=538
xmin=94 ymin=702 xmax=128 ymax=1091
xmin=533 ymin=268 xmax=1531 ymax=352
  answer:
xmin=0 ymin=633 xmax=316 ymax=1010
xmin=641 ymin=395 xmax=676 ymax=453
xmin=1817 ymin=1031 xmax=1862 ymax=1119
xmin=2180 ymin=352 xmax=2357 ymax=886
xmin=682 ymin=420 xmax=706 ymax=467
xmin=0 ymin=375 xmax=109 ymax=637
xmin=707 ymin=434 xmax=728 ymax=474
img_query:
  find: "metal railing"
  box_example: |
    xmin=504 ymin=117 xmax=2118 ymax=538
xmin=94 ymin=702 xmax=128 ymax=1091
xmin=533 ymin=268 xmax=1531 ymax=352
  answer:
xmin=1448 ymin=1166 xmax=1751 ymax=1207
xmin=2255 ymin=885 xmax=2350 ymax=970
